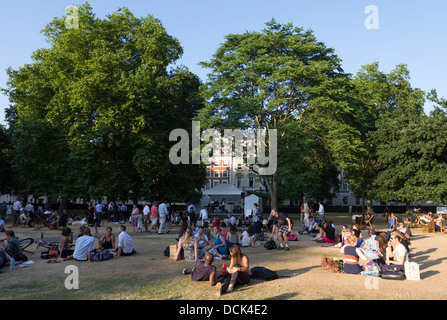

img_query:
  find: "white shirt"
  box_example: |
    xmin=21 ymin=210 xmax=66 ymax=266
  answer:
xmin=143 ymin=205 xmax=150 ymax=217
xmin=200 ymin=209 xmax=208 ymax=220
xmin=318 ymin=204 xmax=325 ymax=215
xmin=241 ymin=231 xmax=254 ymax=247
xmin=118 ymin=231 xmax=134 ymax=254
xmin=393 ymin=243 xmax=408 ymax=263
xmin=13 ymin=201 xmax=21 ymax=211
xmin=73 ymin=235 xmax=95 ymax=261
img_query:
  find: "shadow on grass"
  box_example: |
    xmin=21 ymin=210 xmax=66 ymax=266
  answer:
xmin=275 ymin=265 xmax=320 ymax=277
xmin=264 ymin=292 xmax=300 ymax=300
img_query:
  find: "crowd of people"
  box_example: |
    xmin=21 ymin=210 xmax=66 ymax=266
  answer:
xmin=0 ymin=197 xmax=440 ymax=292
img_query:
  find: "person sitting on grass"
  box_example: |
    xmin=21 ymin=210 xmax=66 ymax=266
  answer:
xmin=332 ymin=225 xmax=352 ymax=248
xmin=340 ymin=235 xmax=368 ymax=275
xmin=225 ymin=224 xmax=239 ymax=247
xmin=182 ymin=252 xmax=219 ymax=287
xmin=57 ymin=228 xmax=74 ymax=260
xmin=0 ymin=250 xmax=12 ymax=273
xmin=116 ymin=225 xmax=136 ymax=257
xmin=382 ymin=231 xmax=408 ymax=273
xmin=216 ymin=245 xmax=250 ymax=296
xmin=299 ymin=216 xmax=317 ymax=235
xmin=176 ymin=226 xmax=200 ymax=262
xmin=0 ymin=230 xmax=24 ymax=262
xmin=240 ymin=225 xmax=256 ymax=248
xmin=95 ymin=226 xmax=116 ymax=252
xmin=58 ymin=227 xmax=95 ymax=262
xmin=311 ymin=221 xmax=336 ymax=244
xmin=208 ymin=226 xmax=229 ymax=259
xmin=195 ymin=226 xmax=211 ymax=251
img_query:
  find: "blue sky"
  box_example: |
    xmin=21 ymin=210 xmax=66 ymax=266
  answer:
xmin=1 ymin=0 xmax=446 ymax=125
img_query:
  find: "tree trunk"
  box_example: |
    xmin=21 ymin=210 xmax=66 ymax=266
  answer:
xmin=265 ymin=175 xmax=279 ymax=211
xmin=59 ymin=198 xmax=68 ymax=212
xmin=366 ymin=198 xmax=375 ymax=215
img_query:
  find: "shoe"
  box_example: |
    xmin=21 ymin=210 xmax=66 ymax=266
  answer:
xmin=216 ymin=282 xmax=222 ymax=297
xmin=277 ymin=246 xmax=284 ymax=250
xmin=285 ymin=246 xmax=289 ymax=251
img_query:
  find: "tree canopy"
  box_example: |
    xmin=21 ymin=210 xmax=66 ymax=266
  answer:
xmin=2 ymin=3 xmax=205 ymax=203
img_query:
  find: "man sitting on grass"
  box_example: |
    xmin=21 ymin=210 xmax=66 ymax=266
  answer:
xmin=182 ymin=253 xmax=218 ymax=286
xmin=116 ymin=225 xmax=136 ymax=257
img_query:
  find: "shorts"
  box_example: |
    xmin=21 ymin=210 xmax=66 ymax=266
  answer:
xmin=279 ymin=225 xmax=293 ymax=235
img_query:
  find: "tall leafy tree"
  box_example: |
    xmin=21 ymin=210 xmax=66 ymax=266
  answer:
xmin=0 ymin=124 xmax=14 ymax=194
xmin=199 ymin=20 xmax=361 ymax=209
xmin=346 ymin=63 xmax=426 ymax=213
xmin=371 ymin=106 xmax=447 ymax=204
xmin=2 ymin=3 xmax=205 ymax=203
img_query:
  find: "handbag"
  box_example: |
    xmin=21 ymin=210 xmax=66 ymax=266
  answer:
xmin=264 ymin=239 xmax=277 ymax=250
xmin=381 ymin=270 xmax=405 ymax=280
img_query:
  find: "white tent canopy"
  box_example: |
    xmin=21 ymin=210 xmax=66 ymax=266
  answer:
xmin=202 ymin=184 xmax=243 ymax=212
xmin=203 ymin=184 xmax=243 ymax=196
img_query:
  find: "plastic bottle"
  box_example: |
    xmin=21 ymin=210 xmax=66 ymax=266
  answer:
xmin=222 ymin=263 xmax=226 ymax=275
xmin=10 ymin=257 xmax=15 ymax=271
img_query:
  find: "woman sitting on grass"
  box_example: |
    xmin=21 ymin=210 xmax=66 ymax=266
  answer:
xmin=340 ymin=235 xmax=367 ymax=274
xmin=176 ymin=226 xmax=202 ymax=262
xmin=382 ymin=231 xmax=408 ymax=273
xmin=216 ymin=245 xmax=250 ymax=296
xmin=311 ymin=221 xmax=336 ymax=243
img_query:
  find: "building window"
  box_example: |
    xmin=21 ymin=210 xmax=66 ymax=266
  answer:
xmin=206 ymin=180 xmax=211 ymax=189
xmin=206 ymin=170 xmax=211 ymax=178
xmin=222 ymin=180 xmax=228 ymax=184
xmin=236 ymin=175 xmax=242 ymax=188
xmin=356 ymin=198 xmax=361 ymax=205
xmin=248 ymin=164 xmax=254 ymax=171
xmin=214 ymin=171 xmax=219 ymax=178
xmin=248 ymin=175 xmax=254 ymax=188
xmin=343 ymin=196 xmax=348 ymax=205
xmin=213 ymin=180 xmax=219 ymax=187
xmin=237 ymin=163 xmax=242 ymax=170
xmin=341 ymin=180 xmax=349 ymax=192
xmin=222 ymin=170 xmax=228 ymax=178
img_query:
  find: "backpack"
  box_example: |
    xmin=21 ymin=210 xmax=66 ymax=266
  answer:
xmin=250 ymin=267 xmax=279 ymax=281
xmin=264 ymin=239 xmax=277 ymax=250
xmin=287 ymin=234 xmax=298 ymax=241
